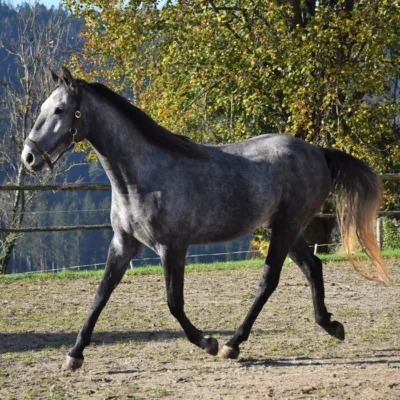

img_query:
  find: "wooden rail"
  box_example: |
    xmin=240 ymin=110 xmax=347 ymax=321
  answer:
xmin=0 ymin=174 xmax=399 ymax=233
xmin=0 ymin=173 xmax=398 ymax=192
xmin=315 ymin=211 xmax=400 ymax=219
xmin=0 ymin=224 xmax=112 ymax=233
xmin=0 ymin=184 xmax=111 ymax=191
xmin=380 ymin=173 xmax=400 ymax=180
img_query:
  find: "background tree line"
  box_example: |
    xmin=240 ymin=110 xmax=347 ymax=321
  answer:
xmin=1 ymin=0 xmax=399 ymax=273
xmin=66 ymin=0 xmax=400 ymax=175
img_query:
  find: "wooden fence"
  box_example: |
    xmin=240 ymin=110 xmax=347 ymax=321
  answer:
xmin=0 ymin=174 xmax=399 ymax=234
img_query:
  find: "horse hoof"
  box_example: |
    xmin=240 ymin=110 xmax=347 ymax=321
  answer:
xmin=200 ymin=336 xmax=219 ymax=356
xmin=220 ymin=345 xmax=240 ymax=359
xmin=63 ymin=354 xmax=84 ymax=371
xmin=331 ymin=321 xmax=345 ymax=341
xmin=326 ymin=321 xmax=345 ymax=341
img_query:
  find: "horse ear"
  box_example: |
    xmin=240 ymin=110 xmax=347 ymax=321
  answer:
xmin=49 ymin=69 xmax=59 ymax=84
xmin=61 ymin=66 xmax=78 ymax=94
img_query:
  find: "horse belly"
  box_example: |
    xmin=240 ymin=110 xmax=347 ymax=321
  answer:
xmin=190 ymin=190 xmax=278 ymax=244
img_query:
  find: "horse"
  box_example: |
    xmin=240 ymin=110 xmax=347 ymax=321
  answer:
xmin=21 ymin=67 xmax=391 ymax=371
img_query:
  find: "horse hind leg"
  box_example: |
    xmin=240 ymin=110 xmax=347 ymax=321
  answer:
xmin=289 ymin=237 xmax=345 ymax=340
xmin=220 ymin=218 xmax=300 ymax=359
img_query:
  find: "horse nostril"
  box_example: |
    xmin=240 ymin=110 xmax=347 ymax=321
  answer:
xmin=26 ymin=152 xmax=35 ymax=165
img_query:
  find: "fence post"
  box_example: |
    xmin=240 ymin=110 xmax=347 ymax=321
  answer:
xmin=376 ymin=217 xmax=383 ymax=250
xmin=314 ymin=243 xmax=318 ymax=255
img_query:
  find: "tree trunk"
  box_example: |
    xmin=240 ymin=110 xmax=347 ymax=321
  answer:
xmin=0 ymin=165 xmax=25 ymax=274
xmin=0 ymin=234 xmax=19 ymax=274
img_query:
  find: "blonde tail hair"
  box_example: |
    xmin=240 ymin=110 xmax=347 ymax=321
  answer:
xmin=324 ymin=148 xmax=392 ymax=285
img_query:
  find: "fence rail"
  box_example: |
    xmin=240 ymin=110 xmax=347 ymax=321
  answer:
xmin=315 ymin=210 xmax=400 ymax=219
xmin=2 ymin=211 xmax=400 ymax=233
xmin=380 ymin=173 xmax=400 ymax=180
xmin=1 ymin=173 xmax=399 ymax=233
xmin=0 ymin=184 xmax=111 ymax=191
xmin=1 ymin=224 xmax=112 ymax=233
xmin=1 ymin=173 xmax=399 ymax=192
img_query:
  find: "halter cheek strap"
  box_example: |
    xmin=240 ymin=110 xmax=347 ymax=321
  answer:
xmin=24 ymin=105 xmax=85 ymax=169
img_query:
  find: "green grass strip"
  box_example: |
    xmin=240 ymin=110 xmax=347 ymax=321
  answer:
xmin=1 ymin=249 xmax=399 ymax=283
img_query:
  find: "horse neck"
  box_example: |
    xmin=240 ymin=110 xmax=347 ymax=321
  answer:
xmin=83 ymin=89 xmax=151 ymax=192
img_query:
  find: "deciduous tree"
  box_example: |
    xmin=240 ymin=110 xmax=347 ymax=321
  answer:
xmin=0 ymin=2 xmax=82 ymax=274
xmin=66 ymin=0 xmax=400 ymax=172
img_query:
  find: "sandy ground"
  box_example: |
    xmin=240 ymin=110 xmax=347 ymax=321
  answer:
xmin=0 ymin=260 xmax=399 ymax=399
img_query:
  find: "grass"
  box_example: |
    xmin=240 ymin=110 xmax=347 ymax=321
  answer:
xmin=1 ymin=249 xmax=399 ymax=283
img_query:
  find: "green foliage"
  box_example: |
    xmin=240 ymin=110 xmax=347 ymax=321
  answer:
xmin=66 ymin=0 xmax=400 ymax=174
xmin=251 ymin=227 xmax=270 ymax=257
xmin=382 ymin=217 xmax=400 ymax=250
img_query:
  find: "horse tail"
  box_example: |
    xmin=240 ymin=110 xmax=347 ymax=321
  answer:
xmin=323 ymin=148 xmax=392 ymax=285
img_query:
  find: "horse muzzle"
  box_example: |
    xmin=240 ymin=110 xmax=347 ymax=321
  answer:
xmin=21 ymin=144 xmax=47 ymax=171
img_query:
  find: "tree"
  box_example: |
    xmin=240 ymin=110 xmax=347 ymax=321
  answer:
xmin=66 ymin=0 xmax=400 ymax=173
xmin=0 ymin=2 xmax=83 ymax=274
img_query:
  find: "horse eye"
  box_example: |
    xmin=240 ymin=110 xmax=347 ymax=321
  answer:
xmin=54 ymin=107 xmax=64 ymax=114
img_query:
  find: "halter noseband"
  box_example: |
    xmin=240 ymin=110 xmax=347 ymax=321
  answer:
xmin=24 ymin=96 xmax=84 ymax=170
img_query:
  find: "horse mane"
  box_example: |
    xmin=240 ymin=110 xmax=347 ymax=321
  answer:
xmin=81 ymin=81 xmax=208 ymax=159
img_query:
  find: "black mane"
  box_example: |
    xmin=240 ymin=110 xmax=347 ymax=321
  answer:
xmin=82 ymin=81 xmax=208 ymax=159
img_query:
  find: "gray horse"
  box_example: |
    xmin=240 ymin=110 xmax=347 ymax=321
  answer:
xmin=21 ymin=68 xmax=391 ymax=370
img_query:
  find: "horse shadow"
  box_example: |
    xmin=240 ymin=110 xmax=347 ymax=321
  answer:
xmin=238 ymin=351 xmax=400 ymax=368
xmin=0 ymin=329 xmax=236 ymax=354
xmin=2 ymin=331 xmax=398 ymax=371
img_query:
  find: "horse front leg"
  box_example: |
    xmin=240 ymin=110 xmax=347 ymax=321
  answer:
xmin=63 ymin=234 xmax=142 ymax=370
xmin=161 ymin=246 xmax=219 ymax=356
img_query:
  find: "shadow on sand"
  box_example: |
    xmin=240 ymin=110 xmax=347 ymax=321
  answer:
xmin=239 ymin=351 xmax=400 ymax=368
xmin=0 ymin=329 xmax=237 ymax=354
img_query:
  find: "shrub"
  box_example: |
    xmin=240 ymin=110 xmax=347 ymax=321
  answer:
xmin=382 ymin=217 xmax=400 ymax=250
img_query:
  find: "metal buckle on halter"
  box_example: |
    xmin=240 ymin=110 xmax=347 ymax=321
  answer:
xmin=70 ymin=128 xmax=78 ymax=147
xmin=41 ymin=151 xmax=52 ymax=162
xmin=69 ymin=110 xmax=81 ymax=147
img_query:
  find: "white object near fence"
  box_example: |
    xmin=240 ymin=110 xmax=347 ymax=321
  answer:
xmin=376 ymin=217 xmax=383 ymax=250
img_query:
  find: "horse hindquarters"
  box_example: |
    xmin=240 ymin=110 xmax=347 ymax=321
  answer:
xmin=220 ymin=149 xmax=334 ymax=358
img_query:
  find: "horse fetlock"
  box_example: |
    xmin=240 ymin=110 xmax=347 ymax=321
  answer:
xmin=62 ymin=354 xmax=84 ymax=371
xmin=220 ymin=345 xmax=240 ymax=360
xmin=199 ymin=336 xmax=219 ymax=356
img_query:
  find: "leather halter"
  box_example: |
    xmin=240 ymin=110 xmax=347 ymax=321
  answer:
xmin=24 ymin=96 xmax=83 ymax=169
